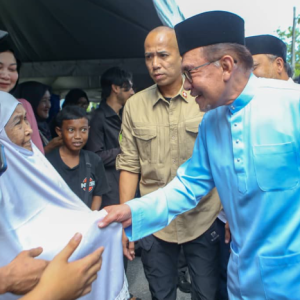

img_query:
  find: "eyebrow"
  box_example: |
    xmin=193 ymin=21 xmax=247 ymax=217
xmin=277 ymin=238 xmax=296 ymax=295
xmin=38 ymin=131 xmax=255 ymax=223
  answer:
xmin=0 ymin=62 xmax=17 ymax=66
xmin=145 ymin=50 xmax=169 ymax=55
xmin=11 ymin=114 xmax=22 ymax=124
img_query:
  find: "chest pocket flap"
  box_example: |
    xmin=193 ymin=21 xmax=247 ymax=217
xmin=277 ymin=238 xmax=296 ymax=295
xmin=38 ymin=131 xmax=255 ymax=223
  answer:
xmin=253 ymin=141 xmax=299 ymax=191
xmin=181 ymin=118 xmax=202 ymax=161
xmin=132 ymin=127 xmax=157 ymax=140
xmin=132 ymin=127 xmax=157 ymax=163
xmin=185 ymin=118 xmax=201 ymax=134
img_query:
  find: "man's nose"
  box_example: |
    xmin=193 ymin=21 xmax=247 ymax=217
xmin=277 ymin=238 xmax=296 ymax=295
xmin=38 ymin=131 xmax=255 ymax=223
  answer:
xmin=152 ymin=56 xmax=160 ymax=69
xmin=183 ymin=76 xmax=192 ymax=91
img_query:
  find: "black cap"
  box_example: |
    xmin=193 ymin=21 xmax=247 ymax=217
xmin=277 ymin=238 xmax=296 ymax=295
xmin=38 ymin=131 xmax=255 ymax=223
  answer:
xmin=174 ymin=11 xmax=245 ymax=56
xmin=245 ymin=35 xmax=287 ymax=62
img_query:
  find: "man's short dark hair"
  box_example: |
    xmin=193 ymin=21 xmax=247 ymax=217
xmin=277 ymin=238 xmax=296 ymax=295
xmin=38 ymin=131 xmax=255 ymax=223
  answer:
xmin=56 ymin=106 xmax=89 ymax=128
xmin=101 ymin=67 xmax=133 ymax=100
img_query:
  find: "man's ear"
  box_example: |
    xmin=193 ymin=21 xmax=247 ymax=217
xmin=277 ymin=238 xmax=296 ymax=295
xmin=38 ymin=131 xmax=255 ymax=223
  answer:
xmin=220 ymin=55 xmax=235 ymax=81
xmin=275 ymin=57 xmax=284 ymax=74
xmin=55 ymin=126 xmax=62 ymax=137
xmin=111 ymin=84 xmax=120 ymax=94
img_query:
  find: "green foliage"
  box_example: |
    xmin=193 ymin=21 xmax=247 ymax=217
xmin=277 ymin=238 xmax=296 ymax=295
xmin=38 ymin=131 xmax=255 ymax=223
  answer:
xmin=276 ymin=14 xmax=300 ymax=78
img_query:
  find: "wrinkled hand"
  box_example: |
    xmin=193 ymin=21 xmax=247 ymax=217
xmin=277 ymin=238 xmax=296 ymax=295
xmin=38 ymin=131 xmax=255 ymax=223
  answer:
xmin=225 ymin=222 xmax=231 ymax=244
xmin=98 ymin=204 xmax=132 ymax=229
xmin=122 ymin=230 xmax=135 ymax=260
xmin=3 ymin=247 xmax=48 ymax=295
xmin=32 ymin=233 xmax=104 ymax=300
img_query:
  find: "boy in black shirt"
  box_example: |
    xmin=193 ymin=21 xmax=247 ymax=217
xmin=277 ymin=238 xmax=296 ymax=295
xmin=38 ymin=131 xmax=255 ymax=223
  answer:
xmin=46 ymin=106 xmax=109 ymax=209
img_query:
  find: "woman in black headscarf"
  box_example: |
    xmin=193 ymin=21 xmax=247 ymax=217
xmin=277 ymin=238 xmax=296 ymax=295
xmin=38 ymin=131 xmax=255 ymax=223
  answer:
xmin=63 ymin=88 xmax=90 ymax=110
xmin=13 ymin=81 xmax=63 ymax=153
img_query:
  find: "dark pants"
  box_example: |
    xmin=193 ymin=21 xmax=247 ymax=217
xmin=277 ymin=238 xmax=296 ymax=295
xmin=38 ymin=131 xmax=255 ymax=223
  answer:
xmin=217 ymin=218 xmax=230 ymax=300
xmin=140 ymin=220 xmax=220 ymax=300
xmin=178 ymin=246 xmax=189 ymax=278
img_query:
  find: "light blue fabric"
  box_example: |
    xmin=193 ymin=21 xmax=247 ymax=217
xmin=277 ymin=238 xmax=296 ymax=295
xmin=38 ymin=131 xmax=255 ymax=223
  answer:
xmin=125 ymin=75 xmax=300 ymax=299
xmin=152 ymin=0 xmax=185 ymax=27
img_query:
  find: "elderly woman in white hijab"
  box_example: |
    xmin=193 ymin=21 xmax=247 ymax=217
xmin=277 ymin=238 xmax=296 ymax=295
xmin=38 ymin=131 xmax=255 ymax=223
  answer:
xmin=0 ymin=91 xmax=129 ymax=300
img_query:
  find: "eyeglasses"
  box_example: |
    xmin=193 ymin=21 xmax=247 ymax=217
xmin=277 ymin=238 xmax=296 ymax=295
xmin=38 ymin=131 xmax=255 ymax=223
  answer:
xmin=183 ymin=60 xmax=219 ymax=83
xmin=120 ymin=83 xmax=134 ymax=92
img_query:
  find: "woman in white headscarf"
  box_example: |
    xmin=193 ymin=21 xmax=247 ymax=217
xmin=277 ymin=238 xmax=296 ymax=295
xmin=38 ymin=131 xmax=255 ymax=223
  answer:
xmin=0 ymin=91 xmax=129 ymax=300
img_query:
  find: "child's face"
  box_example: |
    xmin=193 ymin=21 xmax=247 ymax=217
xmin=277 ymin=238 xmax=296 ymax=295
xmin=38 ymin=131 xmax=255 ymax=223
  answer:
xmin=58 ymin=118 xmax=89 ymax=152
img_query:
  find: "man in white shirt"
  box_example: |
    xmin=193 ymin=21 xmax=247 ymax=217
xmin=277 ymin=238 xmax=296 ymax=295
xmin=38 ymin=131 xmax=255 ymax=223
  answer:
xmin=245 ymin=34 xmax=293 ymax=80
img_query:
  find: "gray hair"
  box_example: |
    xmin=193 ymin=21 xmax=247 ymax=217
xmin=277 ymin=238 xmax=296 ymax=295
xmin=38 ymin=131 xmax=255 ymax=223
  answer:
xmin=201 ymin=43 xmax=253 ymax=71
xmin=266 ymin=54 xmax=293 ymax=78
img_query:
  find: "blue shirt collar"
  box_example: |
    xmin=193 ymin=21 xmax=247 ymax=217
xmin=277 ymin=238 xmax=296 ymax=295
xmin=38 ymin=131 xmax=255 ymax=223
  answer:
xmin=229 ymin=73 xmax=258 ymax=114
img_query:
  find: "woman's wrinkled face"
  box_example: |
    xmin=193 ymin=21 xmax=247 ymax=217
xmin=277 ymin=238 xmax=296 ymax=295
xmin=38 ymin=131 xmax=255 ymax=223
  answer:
xmin=5 ymin=104 xmax=33 ymax=151
xmin=36 ymin=90 xmax=51 ymax=119
xmin=0 ymin=51 xmax=18 ymax=92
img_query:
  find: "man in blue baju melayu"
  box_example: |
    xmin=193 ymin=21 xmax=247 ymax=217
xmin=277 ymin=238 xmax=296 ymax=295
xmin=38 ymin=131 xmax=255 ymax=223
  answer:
xmin=99 ymin=11 xmax=300 ymax=300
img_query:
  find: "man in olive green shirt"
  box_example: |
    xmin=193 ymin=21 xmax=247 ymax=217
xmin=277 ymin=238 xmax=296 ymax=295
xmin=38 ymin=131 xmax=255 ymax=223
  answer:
xmin=117 ymin=26 xmax=221 ymax=300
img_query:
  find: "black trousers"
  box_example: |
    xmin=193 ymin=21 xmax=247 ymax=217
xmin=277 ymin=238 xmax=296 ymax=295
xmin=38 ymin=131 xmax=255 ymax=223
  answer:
xmin=140 ymin=220 xmax=220 ymax=300
xmin=216 ymin=218 xmax=230 ymax=300
xmin=178 ymin=246 xmax=188 ymax=277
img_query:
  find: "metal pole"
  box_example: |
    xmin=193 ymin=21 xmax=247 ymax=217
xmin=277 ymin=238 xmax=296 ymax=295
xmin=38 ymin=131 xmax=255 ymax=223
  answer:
xmin=291 ymin=7 xmax=296 ymax=71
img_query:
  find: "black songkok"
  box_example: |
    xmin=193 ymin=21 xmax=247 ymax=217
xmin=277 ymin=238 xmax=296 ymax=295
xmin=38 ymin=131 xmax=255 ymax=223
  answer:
xmin=245 ymin=35 xmax=287 ymax=62
xmin=174 ymin=11 xmax=245 ymax=56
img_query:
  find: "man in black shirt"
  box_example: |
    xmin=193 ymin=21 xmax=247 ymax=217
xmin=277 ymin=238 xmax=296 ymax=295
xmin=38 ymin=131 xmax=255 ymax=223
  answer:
xmin=47 ymin=106 xmax=109 ymax=209
xmin=85 ymin=67 xmax=134 ymax=208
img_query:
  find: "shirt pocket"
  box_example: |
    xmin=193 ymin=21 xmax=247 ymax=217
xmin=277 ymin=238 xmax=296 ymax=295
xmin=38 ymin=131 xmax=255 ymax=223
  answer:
xmin=259 ymin=252 xmax=300 ymax=300
xmin=132 ymin=127 xmax=158 ymax=164
xmin=181 ymin=119 xmax=200 ymax=160
xmin=253 ymin=142 xmax=299 ymax=191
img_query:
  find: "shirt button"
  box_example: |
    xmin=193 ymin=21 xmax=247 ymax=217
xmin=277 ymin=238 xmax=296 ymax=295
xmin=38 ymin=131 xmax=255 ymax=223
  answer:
xmin=231 ymin=105 xmax=235 ymax=109
xmin=236 ymin=139 xmax=239 ymax=144
xmin=172 ymin=136 xmax=175 ymax=140
xmin=237 ymin=158 xmax=241 ymax=162
xmin=234 ymin=123 xmax=237 ymax=127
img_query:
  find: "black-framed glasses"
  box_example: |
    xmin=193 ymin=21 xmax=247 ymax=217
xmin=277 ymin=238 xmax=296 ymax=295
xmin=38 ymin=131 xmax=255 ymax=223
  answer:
xmin=120 ymin=81 xmax=134 ymax=92
xmin=183 ymin=60 xmax=219 ymax=83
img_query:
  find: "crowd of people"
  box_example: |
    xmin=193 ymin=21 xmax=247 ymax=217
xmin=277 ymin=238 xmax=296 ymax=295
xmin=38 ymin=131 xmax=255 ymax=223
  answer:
xmin=0 ymin=8 xmax=300 ymax=300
